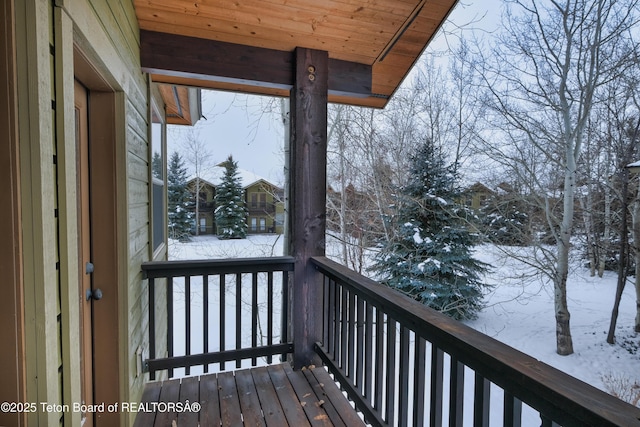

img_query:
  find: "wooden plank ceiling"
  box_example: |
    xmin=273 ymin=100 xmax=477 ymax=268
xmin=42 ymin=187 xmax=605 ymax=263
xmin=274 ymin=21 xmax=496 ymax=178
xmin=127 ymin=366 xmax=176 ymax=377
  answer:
xmin=135 ymin=0 xmax=458 ymax=108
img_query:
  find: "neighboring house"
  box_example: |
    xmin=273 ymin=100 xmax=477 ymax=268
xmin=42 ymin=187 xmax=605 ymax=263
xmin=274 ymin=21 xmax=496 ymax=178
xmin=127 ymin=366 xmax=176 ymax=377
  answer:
xmin=186 ymin=170 xmax=284 ymax=235
xmin=462 ymin=182 xmax=496 ymax=210
xmin=245 ymin=179 xmax=285 ymax=234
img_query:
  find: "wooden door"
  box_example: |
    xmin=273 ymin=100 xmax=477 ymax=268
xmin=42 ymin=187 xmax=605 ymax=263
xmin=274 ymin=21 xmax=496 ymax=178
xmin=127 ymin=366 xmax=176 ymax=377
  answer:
xmin=75 ymin=79 xmax=94 ymax=427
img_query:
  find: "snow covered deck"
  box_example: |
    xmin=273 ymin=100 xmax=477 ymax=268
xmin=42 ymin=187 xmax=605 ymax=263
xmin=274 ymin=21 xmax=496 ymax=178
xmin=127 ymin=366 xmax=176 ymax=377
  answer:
xmin=133 ymin=363 xmax=364 ymax=427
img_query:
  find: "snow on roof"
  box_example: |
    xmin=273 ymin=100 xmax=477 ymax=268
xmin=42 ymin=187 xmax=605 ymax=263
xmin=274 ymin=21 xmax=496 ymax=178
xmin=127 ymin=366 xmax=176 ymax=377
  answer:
xmin=627 ymin=160 xmax=640 ymax=168
xmin=188 ymin=166 xmax=280 ymax=189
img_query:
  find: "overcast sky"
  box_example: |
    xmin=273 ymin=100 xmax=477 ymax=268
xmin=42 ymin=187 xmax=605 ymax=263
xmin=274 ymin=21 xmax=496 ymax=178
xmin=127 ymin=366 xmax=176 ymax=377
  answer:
xmin=167 ymin=0 xmax=502 ymax=185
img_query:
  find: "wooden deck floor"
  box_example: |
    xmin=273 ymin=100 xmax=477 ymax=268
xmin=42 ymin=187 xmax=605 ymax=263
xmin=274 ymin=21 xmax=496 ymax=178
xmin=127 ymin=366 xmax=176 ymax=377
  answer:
xmin=133 ymin=363 xmax=366 ymax=427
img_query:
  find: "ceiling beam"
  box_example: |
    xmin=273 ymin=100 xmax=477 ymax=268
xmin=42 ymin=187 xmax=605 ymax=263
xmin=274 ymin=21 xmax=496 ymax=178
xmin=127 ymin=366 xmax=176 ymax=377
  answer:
xmin=140 ymin=30 xmax=373 ymax=101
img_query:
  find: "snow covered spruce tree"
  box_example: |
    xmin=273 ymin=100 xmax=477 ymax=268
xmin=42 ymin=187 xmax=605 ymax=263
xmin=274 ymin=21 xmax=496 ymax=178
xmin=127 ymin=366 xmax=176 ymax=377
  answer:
xmin=167 ymin=151 xmax=192 ymax=241
xmin=370 ymin=141 xmax=489 ymax=320
xmin=214 ymin=155 xmax=247 ymax=239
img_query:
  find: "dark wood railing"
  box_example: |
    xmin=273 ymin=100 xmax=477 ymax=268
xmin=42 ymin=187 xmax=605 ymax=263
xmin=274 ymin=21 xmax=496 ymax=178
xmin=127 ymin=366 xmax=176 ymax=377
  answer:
xmin=141 ymin=257 xmax=294 ymax=380
xmin=311 ymin=256 xmax=640 ymax=427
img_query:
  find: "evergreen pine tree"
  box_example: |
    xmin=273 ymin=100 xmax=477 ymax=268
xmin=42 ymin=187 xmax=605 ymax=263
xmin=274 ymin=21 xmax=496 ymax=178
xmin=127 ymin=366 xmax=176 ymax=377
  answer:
xmin=370 ymin=141 xmax=489 ymax=320
xmin=167 ymin=151 xmax=192 ymax=241
xmin=479 ymin=196 xmax=531 ymax=246
xmin=215 ymin=155 xmax=247 ymax=239
xmin=152 ymin=151 xmax=163 ymax=180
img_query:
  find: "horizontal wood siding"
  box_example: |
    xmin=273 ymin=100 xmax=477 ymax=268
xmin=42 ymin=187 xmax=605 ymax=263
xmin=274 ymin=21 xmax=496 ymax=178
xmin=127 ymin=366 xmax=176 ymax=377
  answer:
xmin=125 ymin=90 xmax=153 ymax=425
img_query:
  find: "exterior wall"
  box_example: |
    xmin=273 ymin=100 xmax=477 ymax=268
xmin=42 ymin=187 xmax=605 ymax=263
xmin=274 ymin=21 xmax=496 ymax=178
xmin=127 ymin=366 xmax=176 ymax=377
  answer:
xmin=14 ymin=0 xmax=161 ymax=425
xmin=245 ymin=181 xmax=284 ymax=234
xmin=16 ymin=1 xmax=68 ymax=425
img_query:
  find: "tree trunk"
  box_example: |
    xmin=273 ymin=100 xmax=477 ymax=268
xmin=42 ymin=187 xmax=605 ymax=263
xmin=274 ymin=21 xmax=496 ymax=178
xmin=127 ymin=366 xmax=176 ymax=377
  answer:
xmin=555 ymin=157 xmax=576 ymax=356
xmin=599 ymin=178 xmax=613 ymax=277
xmin=579 ymin=194 xmax=596 ymax=277
xmin=634 ymin=183 xmax=640 ymax=332
xmin=631 ymin=175 xmax=640 ymax=333
xmin=607 ymin=170 xmax=629 ymax=344
xmin=555 ymin=240 xmax=574 ymax=355
xmin=195 ymin=176 xmax=200 ymax=236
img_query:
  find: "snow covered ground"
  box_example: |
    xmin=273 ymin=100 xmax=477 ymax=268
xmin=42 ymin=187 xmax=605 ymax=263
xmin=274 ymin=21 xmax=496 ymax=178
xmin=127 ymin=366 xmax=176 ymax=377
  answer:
xmin=469 ymin=245 xmax=638 ymax=402
xmin=168 ymin=234 xmax=639 ymax=413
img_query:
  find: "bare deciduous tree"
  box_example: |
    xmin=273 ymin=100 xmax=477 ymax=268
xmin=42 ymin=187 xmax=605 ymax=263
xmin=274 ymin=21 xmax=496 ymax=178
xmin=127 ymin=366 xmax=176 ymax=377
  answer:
xmin=475 ymin=0 xmax=639 ymax=355
xmin=180 ymin=129 xmax=213 ymax=236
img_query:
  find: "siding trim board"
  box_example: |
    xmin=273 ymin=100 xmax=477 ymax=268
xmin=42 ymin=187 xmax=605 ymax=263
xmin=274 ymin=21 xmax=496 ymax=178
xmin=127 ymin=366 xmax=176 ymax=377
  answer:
xmin=16 ymin=0 xmax=63 ymax=424
xmin=0 ymin=1 xmax=27 ymax=426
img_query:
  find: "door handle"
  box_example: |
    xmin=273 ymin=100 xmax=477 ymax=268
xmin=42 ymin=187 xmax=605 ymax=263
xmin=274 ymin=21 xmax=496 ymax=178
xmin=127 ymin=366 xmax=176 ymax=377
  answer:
xmin=86 ymin=288 xmax=103 ymax=301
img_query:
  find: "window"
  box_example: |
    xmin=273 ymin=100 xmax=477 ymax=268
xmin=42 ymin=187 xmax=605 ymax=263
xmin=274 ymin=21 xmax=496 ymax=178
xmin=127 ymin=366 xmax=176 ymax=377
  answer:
xmin=275 ymin=213 xmax=284 ymax=227
xmin=151 ymin=102 xmax=166 ymax=254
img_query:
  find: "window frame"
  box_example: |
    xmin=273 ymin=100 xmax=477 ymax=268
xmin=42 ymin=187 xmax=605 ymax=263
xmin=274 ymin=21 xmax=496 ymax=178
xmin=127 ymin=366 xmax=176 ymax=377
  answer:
xmin=150 ymin=97 xmax=167 ymax=258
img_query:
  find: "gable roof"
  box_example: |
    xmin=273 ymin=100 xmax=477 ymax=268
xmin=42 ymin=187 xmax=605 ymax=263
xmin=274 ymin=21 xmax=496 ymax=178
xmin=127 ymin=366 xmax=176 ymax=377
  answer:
xmin=134 ymin=0 xmax=458 ymax=108
xmin=188 ymin=166 xmax=282 ymax=190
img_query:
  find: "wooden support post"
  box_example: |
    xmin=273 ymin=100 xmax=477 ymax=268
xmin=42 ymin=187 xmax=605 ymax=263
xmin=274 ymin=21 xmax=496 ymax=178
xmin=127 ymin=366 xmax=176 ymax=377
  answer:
xmin=289 ymin=47 xmax=328 ymax=369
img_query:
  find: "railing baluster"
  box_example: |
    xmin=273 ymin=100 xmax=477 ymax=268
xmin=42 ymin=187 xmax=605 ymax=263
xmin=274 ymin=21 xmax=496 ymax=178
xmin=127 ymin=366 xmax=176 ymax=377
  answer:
xmin=413 ymin=336 xmax=426 ymax=427
xmin=449 ymin=356 xmax=464 ymax=427
xmin=326 ymin=277 xmax=335 ymax=357
xmin=398 ymin=326 xmax=410 ymax=427
xmin=474 ymin=372 xmax=490 ymax=427
xmin=281 ymin=269 xmax=289 ymax=361
xmin=148 ymin=277 xmax=156 ymax=380
xmin=251 ymin=272 xmax=258 ymax=366
xmin=322 ymin=275 xmax=329 ymax=350
xmin=185 ymin=275 xmax=191 ymax=376
xmin=430 ymin=346 xmax=444 ymax=427
xmin=267 ymin=271 xmax=273 ymax=364
xmin=374 ymin=308 xmax=384 ymax=412
xmin=347 ymin=289 xmax=356 ymax=380
xmin=355 ymin=295 xmax=365 ymax=394
xmin=236 ymin=271 xmax=242 ymax=368
xmin=385 ymin=317 xmax=397 ymax=424
xmin=203 ymin=274 xmax=209 ymax=374
xmin=167 ymin=276 xmax=174 ymax=378
xmin=220 ymin=273 xmax=226 ymax=371
xmin=333 ymin=280 xmax=341 ymax=362
xmin=364 ymin=302 xmax=373 ymax=402
xmin=503 ymin=392 xmax=522 ymax=427
xmin=340 ymin=286 xmax=348 ymax=371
